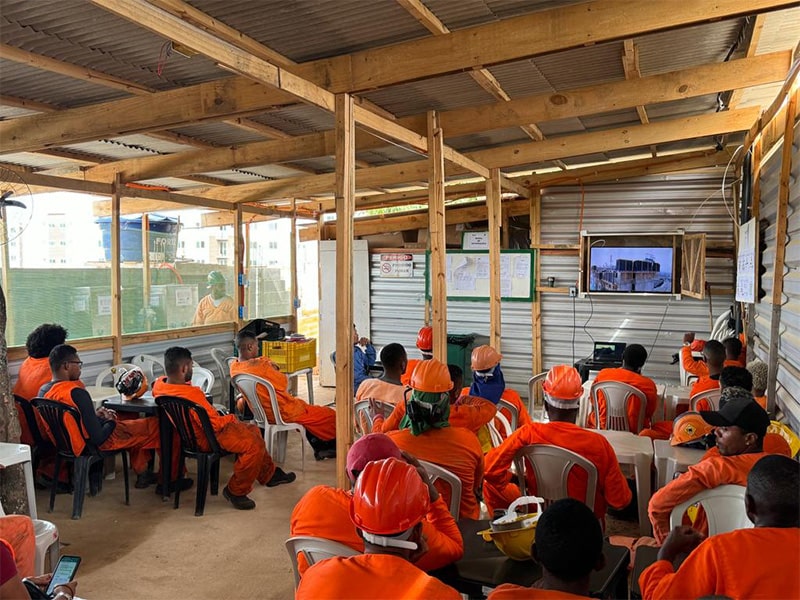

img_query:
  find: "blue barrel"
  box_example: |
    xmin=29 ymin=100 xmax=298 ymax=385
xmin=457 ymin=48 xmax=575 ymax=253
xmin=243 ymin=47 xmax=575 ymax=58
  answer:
xmin=96 ymin=214 xmax=179 ymax=262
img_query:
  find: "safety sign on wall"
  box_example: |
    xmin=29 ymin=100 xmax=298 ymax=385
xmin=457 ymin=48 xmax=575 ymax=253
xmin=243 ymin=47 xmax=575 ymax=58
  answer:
xmin=379 ymin=253 xmax=414 ymax=278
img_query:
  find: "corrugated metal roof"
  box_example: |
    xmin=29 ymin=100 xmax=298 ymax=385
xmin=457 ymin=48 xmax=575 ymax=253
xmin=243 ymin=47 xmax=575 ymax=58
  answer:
xmin=424 ymin=0 xmax=588 ymax=31
xmin=446 ymin=128 xmax=531 ymax=153
xmin=0 ymin=151 xmax=74 ymax=171
xmin=250 ymin=104 xmax=335 ymax=136
xmin=168 ymin=122 xmax=267 ymax=146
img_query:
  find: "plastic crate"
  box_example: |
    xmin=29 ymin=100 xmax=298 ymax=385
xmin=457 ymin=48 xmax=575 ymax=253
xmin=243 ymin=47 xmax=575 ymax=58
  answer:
xmin=262 ymin=338 xmax=317 ymax=372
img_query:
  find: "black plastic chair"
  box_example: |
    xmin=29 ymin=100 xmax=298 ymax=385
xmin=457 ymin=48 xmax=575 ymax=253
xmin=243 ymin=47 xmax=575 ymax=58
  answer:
xmin=14 ymin=394 xmax=54 ymax=474
xmin=31 ymin=398 xmax=130 ymax=519
xmin=155 ymin=395 xmax=230 ymax=516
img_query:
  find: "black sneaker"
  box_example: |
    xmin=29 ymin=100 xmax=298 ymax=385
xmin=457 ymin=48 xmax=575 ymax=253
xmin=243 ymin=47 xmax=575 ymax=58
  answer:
xmin=135 ymin=470 xmax=157 ymax=489
xmin=155 ymin=478 xmax=194 ymax=495
xmin=266 ymin=467 xmax=297 ymax=487
xmin=223 ymin=485 xmax=256 ymax=510
xmin=314 ymin=448 xmax=337 ymax=461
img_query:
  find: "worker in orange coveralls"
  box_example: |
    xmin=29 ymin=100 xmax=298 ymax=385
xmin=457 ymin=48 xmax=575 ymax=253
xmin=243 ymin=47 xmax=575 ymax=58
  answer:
xmin=587 ymin=343 xmax=658 ymax=433
xmin=483 ymin=364 xmax=631 ymax=525
xmin=647 ymin=390 xmax=791 ymax=543
xmin=191 ymin=270 xmax=237 ymax=326
xmin=401 ymin=326 xmax=434 ymax=387
xmin=747 ymin=359 xmax=769 ymax=410
xmin=489 ymin=499 xmax=606 ymax=599
xmin=296 ymin=457 xmax=461 ymax=600
xmin=681 ymin=333 xmax=743 ymax=379
xmin=385 ymin=359 xmax=484 ymax=519
xmin=231 ymin=330 xmax=337 ymax=460
xmin=356 ymin=342 xmax=408 ymax=405
xmin=153 ymin=346 xmax=295 ymax=510
xmin=640 ymin=454 xmax=799 ymax=599
xmin=290 ymin=433 xmax=463 ymax=576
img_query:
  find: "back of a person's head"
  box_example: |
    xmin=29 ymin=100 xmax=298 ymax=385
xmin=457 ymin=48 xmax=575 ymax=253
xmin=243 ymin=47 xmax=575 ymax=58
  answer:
xmin=719 ymin=366 xmax=753 ymax=392
xmin=345 ymin=433 xmax=401 ymax=482
xmin=722 ymin=336 xmax=743 ymax=359
xmin=747 ymin=360 xmax=768 ymax=393
xmin=235 ymin=330 xmax=257 ymax=346
xmin=164 ymin=346 xmax=192 ymax=375
xmin=379 ymin=343 xmax=407 ymax=370
xmin=49 ymin=343 xmax=77 ymax=372
xmin=747 ymin=454 xmax=800 ymax=526
xmin=534 ymin=498 xmax=602 ymax=582
xmin=622 ymin=344 xmax=647 ymax=370
xmin=27 ymin=324 xmax=68 ymax=359
xmin=703 ymin=340 xmax=725 ymax=367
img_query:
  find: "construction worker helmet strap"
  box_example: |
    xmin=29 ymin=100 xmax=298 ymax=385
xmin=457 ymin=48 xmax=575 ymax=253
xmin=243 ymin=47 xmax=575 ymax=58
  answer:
xmin=670 ymin=411 xmax=714 ymax=447
xmin=361 ymin=529 xmax=418 ymax=551
xmin=410 ymin=359 xmax=452 ymax=393
xmin=115 ymin=367 xmax=148 ymax=400
xmin=471 ymin=345 xmax=502 ymax=371
xmin=542 ymin=365 xmax=583 ymax=402
xmin=416 ymin=326 xmax=433 ymax=352
xmin=350 ymin=457 xmax=430 ymax=536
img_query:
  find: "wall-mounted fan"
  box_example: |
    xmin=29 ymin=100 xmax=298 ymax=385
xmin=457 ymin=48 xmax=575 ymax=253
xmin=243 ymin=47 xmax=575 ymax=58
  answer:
xmin=0 ymin=167 xmax=33 ymax=245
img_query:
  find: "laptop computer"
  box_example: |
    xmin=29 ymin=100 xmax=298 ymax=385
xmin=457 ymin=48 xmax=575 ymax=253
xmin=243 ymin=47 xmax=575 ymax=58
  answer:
xmin=592 ymin=341 xmax=626 ymax=363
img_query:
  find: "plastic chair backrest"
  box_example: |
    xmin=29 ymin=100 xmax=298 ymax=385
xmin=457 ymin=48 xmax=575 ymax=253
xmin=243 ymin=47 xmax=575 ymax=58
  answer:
xmin=284 ymin=536 xmax=360 ymax=588
xmin=589 ymin=380 xmax=647 ymax=433
xmin=527 ymin=372 xmax=547 ymax=416
xmin=418 ymin=459 xmax=462 ymax=520
xmin=487 ymin=411 xmax=513 ymax=449
xmin=497 ymin=398 xmax=519 ymax=431
xmin=352 ymin=399 xmax=394 ymax=436
xmin=669 ymin=484 xmax=752 ymax=534
xmin=14 ymin=395 xmax=48 ymax=448
xmin=689 ymin=388 xmax=722 ymax=411
xmin=129 ymin=354 xmax=165 ymax=381
xmin=210 ymin=348 xmax=232 ymax=381
xmin=31 ymin=398 xmax=85 ymax=457
xmin=513 ymin=444 xmax=598 ymax=509
xmin=95 ymin=363 xmax=137 ymax=388
xmin=231 ymin=373 xmax=281 ymax=427
xmin=155 ymin=395 xmax=223 ymax=455
xmin=191 ymin=367 xmax=216 ymax=394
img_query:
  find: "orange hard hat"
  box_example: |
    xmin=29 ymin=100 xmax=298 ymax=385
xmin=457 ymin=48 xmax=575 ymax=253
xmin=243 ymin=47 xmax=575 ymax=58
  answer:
xmin=416 ymin=326 xmax=433 ymax=352
xmin=410 ymin=359 xmax=452 ymax=393
xmin=471 ymin=345 xmax=502 ymax=371
xmin=542 ymin=365 xmax=583 ymax=404
xmin=350 ymin=457 xmax=430 ymax=535
xmin=671 ymin=411 xmax=714 ymax=447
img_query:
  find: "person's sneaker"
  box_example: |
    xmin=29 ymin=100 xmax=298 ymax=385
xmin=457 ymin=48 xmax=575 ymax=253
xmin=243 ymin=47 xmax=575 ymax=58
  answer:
xmin=155 ymin=478 xmax=194 ymax=495
xmin=266 ymin=467 xmax=297 ymax=488
xmin=223 ymin=485 xmax=256 ymax=510
xmin=135 ymin=470 xmax=157 ymax=489
xmin=314 ymin=448 xmax=337 ymax=461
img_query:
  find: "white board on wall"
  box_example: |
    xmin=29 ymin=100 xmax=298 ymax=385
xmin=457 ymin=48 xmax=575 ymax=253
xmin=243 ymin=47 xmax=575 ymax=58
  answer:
xmin=736 ymin=218 xmax=757 ymax=303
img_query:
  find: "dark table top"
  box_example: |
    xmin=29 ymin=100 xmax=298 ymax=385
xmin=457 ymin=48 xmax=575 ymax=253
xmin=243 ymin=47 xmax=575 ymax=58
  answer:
xmin=103 ymin=394 xmax=158 ymax=415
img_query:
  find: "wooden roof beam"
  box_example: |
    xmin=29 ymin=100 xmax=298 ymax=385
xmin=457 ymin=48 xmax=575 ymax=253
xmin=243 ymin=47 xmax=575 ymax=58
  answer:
xmin=622 ymin=39 xmax=657 ymax=158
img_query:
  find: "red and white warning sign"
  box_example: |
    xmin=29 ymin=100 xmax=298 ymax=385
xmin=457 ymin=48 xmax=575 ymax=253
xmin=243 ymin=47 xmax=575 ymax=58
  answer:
xmin=379 ymin=253 xmax=414 ymax=278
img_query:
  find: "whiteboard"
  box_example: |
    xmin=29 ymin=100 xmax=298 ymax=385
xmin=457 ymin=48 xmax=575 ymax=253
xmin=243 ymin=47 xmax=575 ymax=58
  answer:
xmin=426 ymin=250 xmax=535 ymax=302
xmin=736 ymin=218 xmax=758 ymax=303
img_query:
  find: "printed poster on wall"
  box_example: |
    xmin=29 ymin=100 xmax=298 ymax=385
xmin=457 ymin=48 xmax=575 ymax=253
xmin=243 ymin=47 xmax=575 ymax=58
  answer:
xmin=379 ymin=253 xmax=414 ymax=278
xmin=736 ymin=218 xmax=757 ymax=303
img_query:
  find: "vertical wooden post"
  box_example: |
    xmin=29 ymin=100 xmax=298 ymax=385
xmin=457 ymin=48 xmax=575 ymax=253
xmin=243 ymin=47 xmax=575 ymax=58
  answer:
xmin=141 ymin=213 xmax=152 ymax=331
xmin=501 ymin=208 xmax=510 ymax=250
xmin=234 ymin=205 xmax=244 ymax=327
xmin=110 ymin=176 xmax=122 ymax=364
xmin=428 ymin=111 xmax=447 ymax=362
xmin=766 ymin=90 xmax=797 ymax=413
xmin=530 ymin=187 xmax=543 ymax=380
xmin=0 ymin=206 xmax=12 ymax=346
xmin=751 ymin=137 xmax=763 ymax=221
xmin=335 ymin=93 xmax=355 ymax=489
xmin=487 ymin=169 xmax=502 ymax=349
xmin=290 ymin=199 xmax=299 ymax=333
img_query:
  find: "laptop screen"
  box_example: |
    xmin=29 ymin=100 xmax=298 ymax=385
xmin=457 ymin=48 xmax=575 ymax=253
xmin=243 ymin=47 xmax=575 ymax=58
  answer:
xmin=593 ymin=342 xmax=626 ymax=362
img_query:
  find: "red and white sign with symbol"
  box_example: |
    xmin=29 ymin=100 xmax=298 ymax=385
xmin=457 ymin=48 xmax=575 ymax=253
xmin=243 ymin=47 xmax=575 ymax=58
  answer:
xmin=379 ymin=253 xmax=414 ymax=278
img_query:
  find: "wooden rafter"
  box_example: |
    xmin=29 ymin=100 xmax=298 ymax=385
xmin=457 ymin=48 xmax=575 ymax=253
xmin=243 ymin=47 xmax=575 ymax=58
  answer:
xmin=729 ymin=15 xmax=767 ymax=109
xmin=621 ymin=39 xmax=657 ymax=157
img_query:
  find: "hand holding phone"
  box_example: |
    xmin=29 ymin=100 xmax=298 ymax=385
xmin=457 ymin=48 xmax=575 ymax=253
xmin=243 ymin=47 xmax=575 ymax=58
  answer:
xmin=46 ymin=555 xmax=81 ymax=597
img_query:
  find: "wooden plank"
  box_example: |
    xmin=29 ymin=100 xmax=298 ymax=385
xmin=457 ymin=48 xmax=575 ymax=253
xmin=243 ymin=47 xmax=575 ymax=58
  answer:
xmin=428 ymin=111 xmax=447 ymax=362
xmin=487 ymin=169 xmax=502 ymax=349
xmin=334 ymin=93 xmax=355 ymax=489
xmin=141 ymin=214 xmax=152 ymax=331
xmin=290 ymin=199 xmax=299 ymax=333
xmin=530 ymin=187 xmax=543 ymax=380
xmin=442 ymin=146 xmax=491 ymax=179
xmin=728 ymin=15 xmax=766 ymax=110
xmin=111 ymin=177 xmax=122 ymax=364
xmin=751 ymin=137 xmax=763 ymax=221
xmin=234 ymin=205 xmax=244 ymax=327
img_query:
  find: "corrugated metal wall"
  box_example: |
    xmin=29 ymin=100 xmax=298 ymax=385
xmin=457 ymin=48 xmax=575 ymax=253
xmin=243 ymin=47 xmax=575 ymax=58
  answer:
xmin=754 ymin=118 xmax=800 ymax=432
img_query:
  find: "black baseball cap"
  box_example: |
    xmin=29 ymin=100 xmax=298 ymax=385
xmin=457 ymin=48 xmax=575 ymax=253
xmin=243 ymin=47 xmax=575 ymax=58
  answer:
xmin=700 ymin=397 xmax=770 ymax=438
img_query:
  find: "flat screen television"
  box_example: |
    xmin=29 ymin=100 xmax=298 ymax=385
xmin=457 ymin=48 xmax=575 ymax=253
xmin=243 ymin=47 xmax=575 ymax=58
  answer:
xmin=588 ymin=246 xmax=674 ymax=293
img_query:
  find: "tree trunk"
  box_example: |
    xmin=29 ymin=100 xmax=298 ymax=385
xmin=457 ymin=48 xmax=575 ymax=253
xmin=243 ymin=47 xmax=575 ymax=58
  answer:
xmin=0 ymin=283 xmax=28 ymax=514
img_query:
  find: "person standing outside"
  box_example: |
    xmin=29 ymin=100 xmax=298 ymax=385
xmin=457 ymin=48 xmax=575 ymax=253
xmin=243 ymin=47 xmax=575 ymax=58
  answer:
xmin=192 ymin=270 xmax=237 ymax=326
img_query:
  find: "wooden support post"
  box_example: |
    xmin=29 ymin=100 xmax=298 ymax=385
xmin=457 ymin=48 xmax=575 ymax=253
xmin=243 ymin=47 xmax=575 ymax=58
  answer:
xmin=531 ymin=187 xmax=543 ymax=382
xmin=234 ymin=205 xmax=243 ymax=327
xmin=0 ymin=206 xmax=12 ymax=346
xmin=487 ymin=169 xmax=502 ymax=349
xmin=428 ymin=111 xmax=447 ymax=362
xmin=766 ymin=89 xmax=797 ymax=413
xmin=335 ymin=93 xmax=355 ymax=489
xmin=141 ymin=213 xmax=152 ymax=331
xmin=501 ymin=208 xmax=510 ymax=250
xmin=290 ymin=199 xmax=299 ymax=333
xmin=110 ymin=176 xmax=122 ymax=364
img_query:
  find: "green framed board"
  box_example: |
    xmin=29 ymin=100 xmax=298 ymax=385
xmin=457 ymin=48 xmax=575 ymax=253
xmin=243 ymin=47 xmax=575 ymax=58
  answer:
xmin=426 ymin=249 xmax=535 ymax=302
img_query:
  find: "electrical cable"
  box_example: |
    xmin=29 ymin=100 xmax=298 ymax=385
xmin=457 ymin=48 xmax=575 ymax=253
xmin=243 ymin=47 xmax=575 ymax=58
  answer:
xmin=649 ymin=296 xmax=672 ymax=358
xmin=571 ymin=294 xmax=576 ymax=364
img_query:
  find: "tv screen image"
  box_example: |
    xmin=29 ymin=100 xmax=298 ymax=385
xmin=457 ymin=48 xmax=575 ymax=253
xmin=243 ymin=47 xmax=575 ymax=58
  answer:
xmin=589 ymin=247 xmax=673 ymax=293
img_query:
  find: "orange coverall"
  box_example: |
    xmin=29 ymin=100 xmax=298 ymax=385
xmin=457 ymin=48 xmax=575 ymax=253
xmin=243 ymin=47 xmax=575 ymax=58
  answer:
xmin=230 ymin=357 xmax=336 ymax=440
xmin=754 ymin=395 xmax=767 ymax=410
xmin=489 ymin=585 xmax=591 ymax=599
xmin=153 ymin=378 xmax=276 ymax=496
xmin=0 ymin=516 xmax=35 ymax=579
xmin=191 ymin=294 xmax=237 ymax=326
xmin=12 ymin=356 xmax=52 ymax=446
xmin=355 ymin=378 xmax=407 ymax=405
xmin=290 ymin=484 xmax=463 ymax=575
xmin=401 ymin=358 xmax=423 ymax=387
xmin=483 ymin=421 xmax=632 ymax=521
xmin=296 ymin=554 xmax=462 ymax=599
xmin=586 ymin=367 xmax=658 ymax=433
xmin=639 ymin=527 xmax=800 ymax=599
xmin=387 ymin=426 xmax=484 ymax=520
xmin=681 ymin=346 xmax=744 ymax=378
xmin=462 ymin=386 xmax=533 ymax=437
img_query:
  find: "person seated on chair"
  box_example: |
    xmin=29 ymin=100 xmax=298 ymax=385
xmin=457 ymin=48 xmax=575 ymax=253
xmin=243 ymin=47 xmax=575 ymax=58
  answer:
xmin=290 ymin=433 xmax=463 ymax=576
xmin=383 ymin=359 xmax=484 ymax=520
xmin=39 ymin=344 xmax=185 ymax=493
xmin=721 ymin=336 xmax=745 ymax=367
xmin=153 ymin=346 xmax=295 ymax=510
xmin=648 ymin=391 xmax=791 ymax=544
xmin=465 ymin=345 xmax=532 ymax=435
xmin=747 ymin=359 xmax=769 ymax=410
xmin=681 ymin=334 xmax=743 ymax=379
xmin=192 ymin=270 xmax=237 ymax=326
xmin=331 ymin=324 xmax=376 ymax=393
xmin=1 ymin=528 xmax=78 ymax=600
xmin=488 ymin=498 xmax=606 ymax=599
xmin=640 ymin=454 xmax=800 ymax=600
xmin=401 ymin=326 xmax=434 ymax=386
xmin=356 ymin=343 xmax=408 ymax=405
xmin=587 ymin=343 xmax=658 ymax=434
xmin=687 ymin=340 xmax=726 ymax=410
xmin=483 ymin=365 xmax=632 ymax=526
xmin=296 ymin=457 xmax=461 ymax=600
xmin=718 ymin=366 xmax=752 ymax=400
xmin=231 ymin=330 xmax=337 ymax=461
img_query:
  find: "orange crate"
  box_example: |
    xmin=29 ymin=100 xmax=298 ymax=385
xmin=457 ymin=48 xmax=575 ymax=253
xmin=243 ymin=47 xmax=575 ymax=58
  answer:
xmin=262 ymin=338 xmax=317 ymax=372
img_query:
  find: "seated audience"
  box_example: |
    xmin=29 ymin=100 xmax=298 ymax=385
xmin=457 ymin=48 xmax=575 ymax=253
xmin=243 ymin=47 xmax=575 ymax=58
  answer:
xmin=296 ymin=457 xmax=461 ymax=599
xmin=640 ymin=454 xmax=799 ymax=599
xmin=489 ymin=498 xmax=605 ymax=599
xmin=290 ymin=433 xmax=463 ymax=575
xmin=153 ymin=346 xmax=295 ymax=510
xmin=401 ymin=325 xmax=433 ymax=387
xmin=681 ymin=334 xmax=743 ymax=378
xmin=355 ymin=343 xmax=408 ymax=405
xmin=722 ymin=336 xmax=745 ymax=367
xmin=669 ymin=412 xmax=714 ymax=450
xmin=352 ymin=324 xmax=376 ymax=393
xmin=466 ymin=345 xmax=532 ymax=432
xmin=587 ymin=343 xmax=658 ymax=433
xmin=718 ymin=366 xmax=752 ymax=397
xmin=231 ymin=330 xmax=336 ymax=460
xmin=483 ymin=365 xmax=631 ymax=524
xmin=747 ymin=359 xmax=769 ymax=410
xmin=1 ymin=535 xmax=77 ymax=600
xmin=689 ymin=340 xmax=725 ymax=407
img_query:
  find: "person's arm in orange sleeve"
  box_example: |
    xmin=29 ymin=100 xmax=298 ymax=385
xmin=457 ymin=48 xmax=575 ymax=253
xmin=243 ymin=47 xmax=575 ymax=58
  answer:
xmin=639 ymin=531 xmax=717 ymax=600
xmin=453 ymin=396 xmax=496 ymax=432
xmin=484 ymin=428 xmax=529 ymax=487
xmin=601 ymin=441 xmax=633 ymax=510
xmin=642 ymin=379 xmax=658 ymax=422
xmin=648 ymin=463 xmax=715 ymax=544
xmin=681 ymin=346 xmax=707 ymax=378
xmin=415 ymin=495 xmax=464 ymax=571
xmin=372 ymin=401 xmax=404 ymax=433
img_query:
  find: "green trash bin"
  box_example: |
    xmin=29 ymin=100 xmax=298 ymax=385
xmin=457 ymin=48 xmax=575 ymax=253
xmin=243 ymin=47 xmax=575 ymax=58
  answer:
xmin=446 ymin=333 xmax=489 ymax=387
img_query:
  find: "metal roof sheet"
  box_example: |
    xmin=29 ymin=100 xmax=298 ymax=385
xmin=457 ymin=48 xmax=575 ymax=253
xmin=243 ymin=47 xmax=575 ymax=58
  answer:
xmin=250 ymin=104 xmax=336 ymax=136
xmin=168 ymin=122 xmax=267 ymax=146
xmin=423 ymin=0 xmax=588 ymax=31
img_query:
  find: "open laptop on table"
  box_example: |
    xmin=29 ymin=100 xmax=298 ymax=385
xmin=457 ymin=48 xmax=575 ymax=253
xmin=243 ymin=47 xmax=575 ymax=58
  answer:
xmin=592 ymin=341 xmax=626 ymax=364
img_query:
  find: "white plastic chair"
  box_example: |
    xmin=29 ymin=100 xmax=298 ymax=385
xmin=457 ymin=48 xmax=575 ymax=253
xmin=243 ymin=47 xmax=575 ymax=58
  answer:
xmin=0 ymin=503 xmax=59 ymax=576
xmin=284 ymin=536 xmax=360 ymax=588
xmin=191 ymin=366 xmax=215 ymax=394
xmin=352 ymin=399 xmax=394 ymax=437
xmin=487 ymin=410 xmax=513 ymax=449
xmin=527 ymin=371 xmax=547 ymax=420
xmin=497 ymin=398 xmax=519 ymax=432
xmin=513 ymin=444 xmax=598 ymax=509
xmin=669 ymin=484 xmax=752 ymax=535
xmin=589 ymin=380 xmax=647 ymax=433
xmin=418 ymin=460 xmax=462 ymax=521
xmin=129 ymin=354 xmax=165 ymax=382
xmin=288 ymin=367 xmax=315 ymax=406
xmin=95 ymin=363 xmax=137 ymax=388
xmin=231 ymin=373 xmax=305 ymax=470
xmin=689 ymin=388 xmax=722 ymax=411
xmin=210 ymin=348 xmax=234 ymax=408
xmin=679 ymin=351 xmax=704 ymax=386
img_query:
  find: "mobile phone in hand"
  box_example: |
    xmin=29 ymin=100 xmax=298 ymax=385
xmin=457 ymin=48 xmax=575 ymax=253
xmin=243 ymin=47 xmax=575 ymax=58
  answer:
xmin=46 ymin=555 xmax=80 ymax=596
